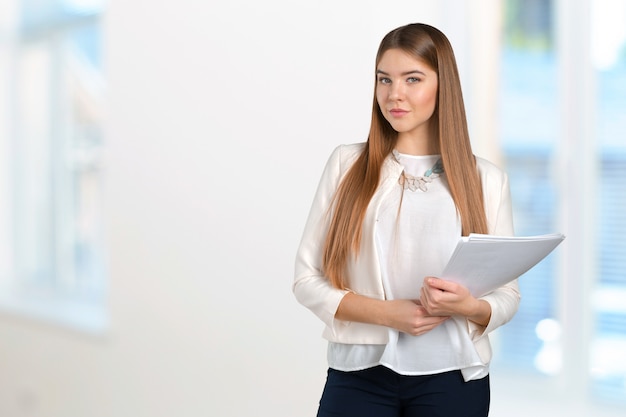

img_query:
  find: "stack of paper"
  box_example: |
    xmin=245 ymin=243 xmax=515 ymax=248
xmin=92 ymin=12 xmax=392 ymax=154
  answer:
xmin=441 ymin=233 xmax=566 ymax=297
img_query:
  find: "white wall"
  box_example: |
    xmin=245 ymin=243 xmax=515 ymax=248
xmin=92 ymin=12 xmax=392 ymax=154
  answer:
xmin=0 ymin=1 xmax=509 ymax=416
xmin=103 ymin=2 xmax=447 ymax=415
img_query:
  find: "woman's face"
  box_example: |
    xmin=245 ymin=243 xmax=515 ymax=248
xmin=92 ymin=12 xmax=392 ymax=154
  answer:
xmin=375 ymin=48 xmax=439 ymax=143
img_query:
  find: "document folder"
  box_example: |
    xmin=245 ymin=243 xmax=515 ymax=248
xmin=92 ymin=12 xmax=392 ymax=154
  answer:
xmin=441 ymin=233 xmax=565 ymax=297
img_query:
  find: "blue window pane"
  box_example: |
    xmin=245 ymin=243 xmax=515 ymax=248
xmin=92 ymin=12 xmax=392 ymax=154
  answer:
xmin=68 ymin=24 xmax=102 ymax=68
xmin=20 ymin=0 xmax=104 ymax=32
xmin=494 ymin=151 xmax=558 ymax=371
xmin=495 ymin=45 xmax=559 ymax=373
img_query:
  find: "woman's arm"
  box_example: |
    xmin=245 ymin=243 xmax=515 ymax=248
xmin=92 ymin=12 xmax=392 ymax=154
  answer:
xmin=336 ymin=292 xmax=449 ymax=336
xmin=294 ymin=145 xmax=361 ymax=330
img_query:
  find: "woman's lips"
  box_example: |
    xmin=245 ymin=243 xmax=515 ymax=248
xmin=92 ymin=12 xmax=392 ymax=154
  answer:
xmin=389 ymin=109 xmax=409 ymax=117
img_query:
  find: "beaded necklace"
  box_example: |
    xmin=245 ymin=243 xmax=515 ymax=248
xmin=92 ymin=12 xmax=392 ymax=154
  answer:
xmin=392 ymin=149 xmax=444 ymax=192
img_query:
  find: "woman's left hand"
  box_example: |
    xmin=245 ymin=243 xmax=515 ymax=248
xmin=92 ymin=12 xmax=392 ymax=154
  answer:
xmin=419 ymin=277 xmax=492 ymax=326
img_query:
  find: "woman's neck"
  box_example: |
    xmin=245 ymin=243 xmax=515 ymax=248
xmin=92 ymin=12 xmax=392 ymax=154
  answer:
xmin=395 ymin=133 xmax=439 ymax=156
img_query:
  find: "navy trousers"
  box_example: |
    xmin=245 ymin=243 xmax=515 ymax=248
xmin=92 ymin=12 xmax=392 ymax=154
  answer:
xmin=317 ymin=366 xmax=490 ymax=417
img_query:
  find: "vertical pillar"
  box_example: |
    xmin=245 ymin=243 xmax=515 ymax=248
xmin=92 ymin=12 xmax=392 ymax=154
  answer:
xmin=555 ymin=0 xmax=596 ymax=400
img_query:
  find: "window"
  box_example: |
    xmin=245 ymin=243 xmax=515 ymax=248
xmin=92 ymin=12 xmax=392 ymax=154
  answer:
xmin=495 ymin=0 xmax=626 ymax=408
xmin=0 ymin=0 xmax=107 ymax=333
xmin=495 ymin=0 xmax=560 ymax=373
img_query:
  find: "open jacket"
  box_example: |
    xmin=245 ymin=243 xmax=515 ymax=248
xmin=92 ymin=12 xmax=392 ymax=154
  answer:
xmin=293 ymin=143 xmax=520 ymax=364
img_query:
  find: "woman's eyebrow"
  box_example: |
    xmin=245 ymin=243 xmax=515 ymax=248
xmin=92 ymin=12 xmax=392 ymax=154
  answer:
xmin=376 ymin=69 xmax=426 ymax=76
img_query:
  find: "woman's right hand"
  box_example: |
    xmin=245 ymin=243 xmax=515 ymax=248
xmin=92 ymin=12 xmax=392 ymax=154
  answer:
xmin=335 ymin=293 xmax=450 ymax=336
xmin=383 ymin=299 xmax=450 ymax=336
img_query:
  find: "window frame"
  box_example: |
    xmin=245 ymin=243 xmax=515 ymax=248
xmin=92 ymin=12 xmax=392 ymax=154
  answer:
xmin=0 ymin=0 xmax=107 ymax=335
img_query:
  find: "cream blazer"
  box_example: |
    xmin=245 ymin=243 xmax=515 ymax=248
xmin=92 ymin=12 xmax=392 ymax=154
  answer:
xmin=293 ymin=143 xmax=520 ymax=364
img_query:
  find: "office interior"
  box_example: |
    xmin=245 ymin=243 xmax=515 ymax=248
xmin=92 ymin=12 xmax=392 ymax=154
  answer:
xmin=0 ymin=0 xmax=625 ymax=416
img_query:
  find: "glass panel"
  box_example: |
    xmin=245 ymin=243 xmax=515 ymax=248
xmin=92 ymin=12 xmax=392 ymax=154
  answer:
xmin=494 ymin=0 xmax=561 ymax=374
xmin=66 ymin=21 xmax=105 ymax=296
xmin=13 ymin=0 xmax=105 ymax=299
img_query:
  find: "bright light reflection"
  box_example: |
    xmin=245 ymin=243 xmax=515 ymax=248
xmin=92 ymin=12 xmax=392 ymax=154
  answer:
xmin=534 ymin=318 xmax=563 ymax=375
xmin=590 ymin=338 xmax=626 ymax=378
xmin=591 ymin=0 xmax=626 ymax=69
xmin=61 ymin=0 xmax=105 ymax=13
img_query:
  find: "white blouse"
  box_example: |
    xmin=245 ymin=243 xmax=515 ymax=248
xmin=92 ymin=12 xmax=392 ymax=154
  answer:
xmin=327 ymin=152 xmax=488 ymax=381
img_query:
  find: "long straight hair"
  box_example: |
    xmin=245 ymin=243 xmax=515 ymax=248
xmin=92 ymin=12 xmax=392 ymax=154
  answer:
xmin=323 ymin=23 xmax=488 ymax=290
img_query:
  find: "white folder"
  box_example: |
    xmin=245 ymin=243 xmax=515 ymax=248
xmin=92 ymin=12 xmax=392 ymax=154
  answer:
xmin=441 ymin=233 xmax=566 ymax=297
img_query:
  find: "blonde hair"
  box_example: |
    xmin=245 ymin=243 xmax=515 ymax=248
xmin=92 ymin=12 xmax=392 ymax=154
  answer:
xmin=323 ymin=23 xmax=488 ymax=290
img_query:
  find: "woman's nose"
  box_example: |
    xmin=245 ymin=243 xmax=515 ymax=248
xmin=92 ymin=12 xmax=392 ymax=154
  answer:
xmin=388 ymin=83 xmax=404 ymax=101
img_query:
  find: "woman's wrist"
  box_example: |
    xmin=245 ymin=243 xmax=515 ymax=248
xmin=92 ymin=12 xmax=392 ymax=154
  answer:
xmin=335 ymin=292 xmax=388 ymax=326
xmin=467 ymin=299 xmax=492 ymax=327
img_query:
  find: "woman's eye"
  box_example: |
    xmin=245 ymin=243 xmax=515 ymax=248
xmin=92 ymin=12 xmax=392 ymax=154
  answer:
xmin=378 ymin=77 xmax=391 ymax=84
xmin=407 ymin=77 xmax=420 ymax=83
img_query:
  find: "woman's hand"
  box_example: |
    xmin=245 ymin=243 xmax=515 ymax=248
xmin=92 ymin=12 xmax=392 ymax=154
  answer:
xmin=383 ymin=299 xmax=450 ymax=336
xmin=419 ymin=277 xmax=492 ymax=327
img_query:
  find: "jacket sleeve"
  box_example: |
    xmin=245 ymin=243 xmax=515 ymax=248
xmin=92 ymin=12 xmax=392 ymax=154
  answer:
xmin=468 ymin=162 xmax=521 ymax=341
xmin=292 ymin=145 xmax=353 ymax=334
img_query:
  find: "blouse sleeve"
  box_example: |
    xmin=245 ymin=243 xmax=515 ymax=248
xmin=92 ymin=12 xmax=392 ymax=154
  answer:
xmin=292 ymin=145 xmax=354 ymax=334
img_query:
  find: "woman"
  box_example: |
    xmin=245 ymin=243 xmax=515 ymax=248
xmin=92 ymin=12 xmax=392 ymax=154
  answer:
xmin=293 ymin=23 xmax=520 ymax=417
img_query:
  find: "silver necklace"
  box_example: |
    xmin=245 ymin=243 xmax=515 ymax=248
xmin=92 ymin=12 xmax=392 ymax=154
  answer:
xmin=392 ymin=149 xmax=444 ymax=192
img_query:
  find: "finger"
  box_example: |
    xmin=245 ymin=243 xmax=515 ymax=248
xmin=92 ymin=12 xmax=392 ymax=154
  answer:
xmin=426 ymin=277 xmax=458 ymax=293
xmin=411 ymin=317 xmax=449 ymax=335
xmin=419 ymin=290 xmax=433 ymax=312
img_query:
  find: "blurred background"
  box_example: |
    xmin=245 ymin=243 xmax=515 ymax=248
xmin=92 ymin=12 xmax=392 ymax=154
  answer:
xmin=0 ymin=0 xmax=624 ymax=416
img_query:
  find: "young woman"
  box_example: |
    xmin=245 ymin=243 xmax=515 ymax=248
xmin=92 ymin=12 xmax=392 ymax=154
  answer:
xmin=293 ymin=23 xmax=520 ymax=417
